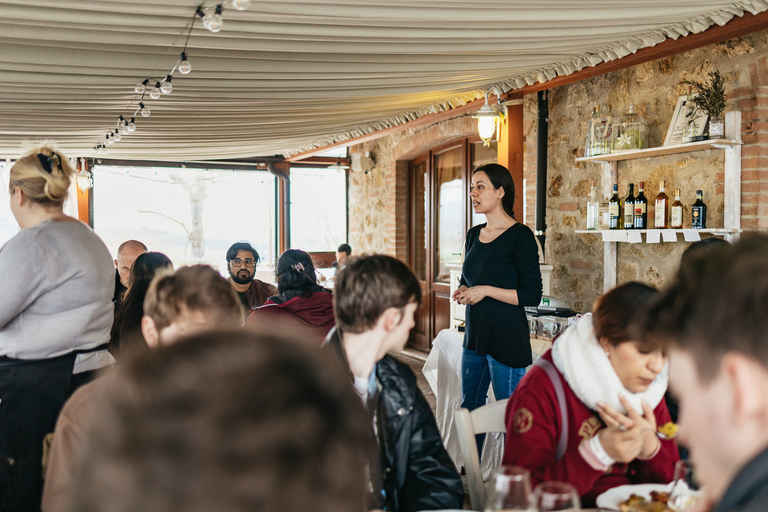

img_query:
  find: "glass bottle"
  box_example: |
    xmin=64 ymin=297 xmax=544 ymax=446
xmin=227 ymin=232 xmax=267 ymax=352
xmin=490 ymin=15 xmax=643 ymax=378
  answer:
xmin=586 ymin=181 xmax=600 ymax=230
xmin=623 ymin=183 xmax=635 ymax=230
xmin=615 ymin=103 xmax=649 ymax=150
xmin=671 ymin=188 xmax=684 ymax=229
xmin=609 ymin=184 xmax=621 ymax=229
xmin=590 ymin=105 xmax=601 ymax=156
xmin=634 ymin=181 xmax=648 ymax=229
xmin=655 ymin=180 xmax=669 ymax=229
xmin=585 ymin=107 xmax=597 ymax=157
xmin=692 ymin=190 xmax=707 ymax=229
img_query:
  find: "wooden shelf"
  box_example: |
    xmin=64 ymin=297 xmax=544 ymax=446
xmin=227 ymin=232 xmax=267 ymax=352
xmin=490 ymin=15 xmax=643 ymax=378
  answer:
xmin=576 ymin=139 xmax=742 ymax=163
xmin=574 ymin=228 xmax=740 ymax=235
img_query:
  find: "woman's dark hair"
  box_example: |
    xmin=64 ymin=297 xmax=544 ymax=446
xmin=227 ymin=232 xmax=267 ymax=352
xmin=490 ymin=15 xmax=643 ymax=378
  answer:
xmin=472 ymin=163 xmax=516 ymax=218
xmin=275 ymin=249 xmax=318 ymax=294
xmin=111 ymin=252 xmax=173 ymax=358
xmin=592 ymin=281 xmax=658 ymax=347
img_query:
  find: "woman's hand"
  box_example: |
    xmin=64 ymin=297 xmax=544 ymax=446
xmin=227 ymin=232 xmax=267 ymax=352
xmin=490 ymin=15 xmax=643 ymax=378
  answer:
xmin=453 ymin=286 xmax=487 ymax=305
xmin=596 ymin=396 xmax=660 ymax=462
xmin=451 ymin=285 xmax=467 ymax=302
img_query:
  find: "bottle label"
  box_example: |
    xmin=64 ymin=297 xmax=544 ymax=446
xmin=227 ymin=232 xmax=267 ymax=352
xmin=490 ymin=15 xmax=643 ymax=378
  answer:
xmin=637 ymin=202 xmax=646 ymax=214
xmin=624 ymin=203 xmax=634 ymax=225
xmin=671 ymin=206 xmax=683 ymax=228
xmin=609 ymin=204 xmax=619 ymax=217
xmin=655 ymin=199 xmax=666 ymax=227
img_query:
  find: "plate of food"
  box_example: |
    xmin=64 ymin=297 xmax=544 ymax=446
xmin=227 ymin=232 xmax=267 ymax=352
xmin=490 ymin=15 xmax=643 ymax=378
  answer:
xmin=595 ymin=483 xmax=672 ymax=511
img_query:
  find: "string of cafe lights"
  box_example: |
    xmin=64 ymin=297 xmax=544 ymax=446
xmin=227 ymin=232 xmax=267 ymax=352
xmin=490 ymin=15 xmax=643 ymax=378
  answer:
xmin=90 ymin=0 xmax=252 ymax=157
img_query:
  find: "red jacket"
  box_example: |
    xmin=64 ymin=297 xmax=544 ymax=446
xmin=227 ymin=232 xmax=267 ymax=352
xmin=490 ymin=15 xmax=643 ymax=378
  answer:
xmin=502 ymin=350 xmax=679 ymax=507
xmin=246 ymin=290 xmax=335 ymax=342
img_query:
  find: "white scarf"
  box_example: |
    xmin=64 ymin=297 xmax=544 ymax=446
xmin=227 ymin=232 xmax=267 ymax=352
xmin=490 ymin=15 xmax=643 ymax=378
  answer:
xmin=550 ymin=313 xmax=668 ymax=415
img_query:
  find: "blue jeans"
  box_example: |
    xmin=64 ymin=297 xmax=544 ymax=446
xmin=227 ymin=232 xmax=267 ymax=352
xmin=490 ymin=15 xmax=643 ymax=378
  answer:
xmin=460 ymin=347 xmax=527 ymax=455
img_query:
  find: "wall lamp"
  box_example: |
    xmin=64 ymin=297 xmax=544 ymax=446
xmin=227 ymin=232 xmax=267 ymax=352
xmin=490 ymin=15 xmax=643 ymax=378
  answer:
xmin=473 ymin=87 xmax=506 ymax=146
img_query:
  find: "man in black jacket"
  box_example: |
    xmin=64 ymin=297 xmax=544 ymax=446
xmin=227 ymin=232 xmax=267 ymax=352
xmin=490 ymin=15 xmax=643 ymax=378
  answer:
xmin=326 ymin=254 xmax=463 ymax=512
xmin=643 ymin=234 xmax=768 ymax=512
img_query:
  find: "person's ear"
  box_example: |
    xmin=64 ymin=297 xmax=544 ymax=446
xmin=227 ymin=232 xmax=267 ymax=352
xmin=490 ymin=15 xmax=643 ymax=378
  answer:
xmin=141 ymin=315 xmax=160 ymax=348
xmin=598 ymin=336 xmax=612 ymax=355
xmin=723 ymin=353 xmax=768 ymax=428
xmin=379 ymin=307 xmax=403 ymax=332
xmin=11 ymin=187 xmax=25 ymax=208
xmin=114 ymin=259 xmax=119 ymax=269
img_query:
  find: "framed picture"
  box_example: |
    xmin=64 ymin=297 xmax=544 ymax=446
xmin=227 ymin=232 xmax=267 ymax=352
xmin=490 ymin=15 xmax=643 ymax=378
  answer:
xmin=664 ymin=95 xmax=709 ymax=146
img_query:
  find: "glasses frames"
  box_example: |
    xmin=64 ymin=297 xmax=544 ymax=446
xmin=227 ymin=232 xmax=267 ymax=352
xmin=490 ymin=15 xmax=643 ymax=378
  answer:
xmin=230 ymin=258 xmax=256 ymax=268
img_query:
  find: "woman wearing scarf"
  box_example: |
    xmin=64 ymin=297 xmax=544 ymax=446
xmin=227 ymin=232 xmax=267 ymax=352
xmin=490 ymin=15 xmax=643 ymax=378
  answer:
xmin=502 ymin=282 xmax=679 ymax=507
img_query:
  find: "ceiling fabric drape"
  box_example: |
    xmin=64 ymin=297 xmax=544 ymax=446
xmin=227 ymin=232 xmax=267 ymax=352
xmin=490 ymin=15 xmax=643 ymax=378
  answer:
xmin=0 ymin=0 xmax=766 ymax=161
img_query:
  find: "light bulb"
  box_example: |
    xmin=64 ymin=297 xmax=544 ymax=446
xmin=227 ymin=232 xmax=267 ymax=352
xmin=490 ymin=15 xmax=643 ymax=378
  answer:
xmin=106 ymin=135 xmax=112 ymax=145
xmin=114 ymin=131 xmax=122 ymax=142
xmin=150 ymin=82 xmax=161 ymax=99
xmin=140 ymin=103 xmax=150 ymax=117
xmin=232 ymin=0 xmax=250 ymax=10
xmin=178 ymin=52 xmax=191 ymax=74
xmin=135 ymin=79 xmax=149 ymax=94
xmin=122 ymin=124 xmax=130 ymax=135
xmin=477 ymin=117 xmax=496 ymax=142
xmin=161 ymin=75 xmax=173 ymax=94
xmin=128 ymin=117 xmax=136 ymax=131
xmin=204 ymin=5 xmax=223 ymax=32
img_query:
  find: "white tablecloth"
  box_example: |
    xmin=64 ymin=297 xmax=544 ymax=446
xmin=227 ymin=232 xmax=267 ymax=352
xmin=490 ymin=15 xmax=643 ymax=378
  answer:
xmin=423 ymin=329 xmax=503 ymax=481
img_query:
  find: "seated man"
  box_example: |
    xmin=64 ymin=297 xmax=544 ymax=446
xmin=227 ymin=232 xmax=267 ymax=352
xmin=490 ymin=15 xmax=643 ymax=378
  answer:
xmin=64 ymin=328 xmax=369 ymax=512
xmin=332 ymin=243 xmax=352 ymax=275
xmin=225 ymin=241 xmax=277 ymax=320
xmin=326 ymin=254 xmax=463 ymax=512
xmin=42 ymin=265 xmax=244 ymax=512
xmin=642 ymin=234 xmax=768 ymax=512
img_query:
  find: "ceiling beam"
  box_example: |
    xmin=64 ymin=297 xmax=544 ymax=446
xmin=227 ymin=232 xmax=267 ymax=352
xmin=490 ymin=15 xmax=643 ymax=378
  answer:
xmin=288 ymin=10 xmax=768 ymax=161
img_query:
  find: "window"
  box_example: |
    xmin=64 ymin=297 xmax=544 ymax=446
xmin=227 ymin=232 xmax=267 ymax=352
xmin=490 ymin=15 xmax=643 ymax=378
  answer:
xmin=0 ymin=161 xmax=17 ymax=247
xmin=93 ymin=166 xmax=276 ymax=274
xmin=289 ymin=167 xmax=347 ymax=251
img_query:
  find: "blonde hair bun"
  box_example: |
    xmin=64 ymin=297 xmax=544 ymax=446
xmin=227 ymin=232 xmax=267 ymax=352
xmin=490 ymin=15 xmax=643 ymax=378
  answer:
xmin=9 ymin=143 xmax=76 ymax=206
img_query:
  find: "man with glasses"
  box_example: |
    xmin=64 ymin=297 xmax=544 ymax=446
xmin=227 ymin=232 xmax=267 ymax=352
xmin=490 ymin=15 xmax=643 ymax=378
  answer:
xmin=225 ymin=242 xmax=277 ymax=321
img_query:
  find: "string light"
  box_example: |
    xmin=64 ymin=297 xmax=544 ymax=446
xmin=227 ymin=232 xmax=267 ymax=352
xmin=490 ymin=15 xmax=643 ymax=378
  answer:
xmin=178 ymin=52 xmax=192 ymax=74
xmin=89 ymin=2 xmax=251 ymax=156
xmin=135 ymin=79 xmax=149 ymax=94
xmin=161 ymin=75 xmax=173 ymax=94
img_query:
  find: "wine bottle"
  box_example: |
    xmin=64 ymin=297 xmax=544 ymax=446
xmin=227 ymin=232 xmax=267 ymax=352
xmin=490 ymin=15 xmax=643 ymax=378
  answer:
xmin=692 ymin=190 xmax=707 ymax=229
xmin=634 ymin=182 xmax=648 ymax=229
xmin=655 ymin=180 xmax=669 ymax=229
xmin=586 ymin=182 xmax=599 ymax=230
xmin=609 ymin=184 xmax=621 ymax=229
xmin=671 ymin=188 xmax=683 ymax=229
xmin=623 ymin=183 xmax=635 ymax=230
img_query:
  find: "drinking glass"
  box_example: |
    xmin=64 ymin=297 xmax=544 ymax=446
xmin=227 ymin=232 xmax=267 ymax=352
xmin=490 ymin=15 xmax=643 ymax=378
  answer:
xmin=483 ymin=465 xmax=534 ymax=512
xmin=534 ymin=481 xmax=580 ymax=511
xmin=668 ymin=460 xmax=700 ymax=512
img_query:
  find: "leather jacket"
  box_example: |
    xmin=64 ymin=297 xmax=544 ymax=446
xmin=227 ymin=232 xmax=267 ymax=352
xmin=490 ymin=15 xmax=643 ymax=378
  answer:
xmin=324 ymin=329 xmax=463 ymax=512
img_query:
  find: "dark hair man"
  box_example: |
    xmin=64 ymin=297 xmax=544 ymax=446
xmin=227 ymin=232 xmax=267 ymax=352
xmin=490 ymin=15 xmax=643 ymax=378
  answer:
xmin=42 ymin=265 xmax=243 ymax=512
xmin=225 ymin=241 xmax=277 ymax=320
xmin=113 ymin=240 xmax=147 ymax=306
xmin=333 ymin=243 xmax=352 ymax=274
xmin=642 ymin=234 xmax=768 ymax=512
xmin=65 ymin=329 xmax=369 ymax=512
xmin=326 ymin=254 xmax=463 ymax=511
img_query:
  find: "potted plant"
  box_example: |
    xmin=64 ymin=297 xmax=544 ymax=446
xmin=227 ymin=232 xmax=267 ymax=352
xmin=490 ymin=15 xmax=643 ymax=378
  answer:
xmin=680 ymin=71 xmax=727 ymax=140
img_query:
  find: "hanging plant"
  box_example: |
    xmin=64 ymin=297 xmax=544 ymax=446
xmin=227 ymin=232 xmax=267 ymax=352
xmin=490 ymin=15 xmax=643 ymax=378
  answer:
xmin=680 ymin=71 xmax=726 ymax=118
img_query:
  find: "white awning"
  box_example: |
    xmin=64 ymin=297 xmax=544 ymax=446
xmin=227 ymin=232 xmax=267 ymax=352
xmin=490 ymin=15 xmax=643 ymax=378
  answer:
xmin=0 ymin=0 xmax=765 ymax=161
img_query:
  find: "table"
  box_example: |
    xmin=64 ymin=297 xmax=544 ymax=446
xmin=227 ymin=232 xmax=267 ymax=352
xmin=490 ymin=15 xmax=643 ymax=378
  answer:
xmin=423 ymin=329 xmax=553 ymax=480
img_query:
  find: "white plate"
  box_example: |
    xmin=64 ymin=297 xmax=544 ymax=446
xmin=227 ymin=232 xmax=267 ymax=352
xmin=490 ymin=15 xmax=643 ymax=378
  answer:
xmin=596 ymin=483 xmax=672 ymax=510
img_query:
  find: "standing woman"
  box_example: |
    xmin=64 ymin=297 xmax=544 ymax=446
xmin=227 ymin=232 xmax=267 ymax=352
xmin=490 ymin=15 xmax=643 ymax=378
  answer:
xmin=453 ymin=163 xmax=542 ymax=414
xmin=0 ymin=145 xmax=115 ymax=508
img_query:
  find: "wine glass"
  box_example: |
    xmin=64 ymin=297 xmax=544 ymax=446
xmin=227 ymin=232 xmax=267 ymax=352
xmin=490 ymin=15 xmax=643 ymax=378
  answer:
xmin=534 ymin=481 xmax=580 ymax=511
xmin=483 ymin=465 xmax=534 ymax=512
xmin=668 ymin=460 xmax=700 ymax=511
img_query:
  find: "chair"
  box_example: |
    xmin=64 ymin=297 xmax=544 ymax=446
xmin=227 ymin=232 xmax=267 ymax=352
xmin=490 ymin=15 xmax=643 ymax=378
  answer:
xmin=453 ymin=398 xmax=509 ymax=511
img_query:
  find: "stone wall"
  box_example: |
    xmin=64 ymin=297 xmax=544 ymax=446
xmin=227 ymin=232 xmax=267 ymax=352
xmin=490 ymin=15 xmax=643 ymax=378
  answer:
xmin=532 ymin=31 xmax=768 ymax=313
xmin=348 ymin=115 xmax=476 ymax=259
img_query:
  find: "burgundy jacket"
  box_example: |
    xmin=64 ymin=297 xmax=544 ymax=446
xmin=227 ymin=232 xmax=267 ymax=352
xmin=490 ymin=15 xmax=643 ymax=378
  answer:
xmin=246 ymin=289 xmax=334 ymax=342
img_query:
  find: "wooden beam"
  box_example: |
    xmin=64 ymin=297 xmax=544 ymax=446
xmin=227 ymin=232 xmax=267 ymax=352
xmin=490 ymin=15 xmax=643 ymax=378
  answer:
xmin=497 ymin=103 xmax=525 ymax=220
xmin=274 ymin=162 xmax=291 ymax=255
xmin=290 ymin=10 xmax=768 ymax=159
xmin=506 ymin=10 xmax=768 ymax=99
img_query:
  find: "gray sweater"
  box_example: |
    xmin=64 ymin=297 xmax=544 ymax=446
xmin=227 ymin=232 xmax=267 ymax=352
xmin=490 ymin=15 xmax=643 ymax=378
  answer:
xmin=0 ymin=220 xmax=115 ymax=359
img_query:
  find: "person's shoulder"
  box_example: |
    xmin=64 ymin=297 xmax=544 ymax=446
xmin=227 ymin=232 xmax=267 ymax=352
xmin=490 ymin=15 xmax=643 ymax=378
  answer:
xmin=377 ymin=355 xmax=418 ymax=390
xmin=468 ymin=223 xmax=486 ymax=235
xmin=60 ymin=378 xmax=103 ymax=422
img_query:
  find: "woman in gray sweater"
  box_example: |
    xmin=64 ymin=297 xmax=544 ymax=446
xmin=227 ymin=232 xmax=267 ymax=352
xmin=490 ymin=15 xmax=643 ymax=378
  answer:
xmin=0 ymin=145 xmax=114 ymax=509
